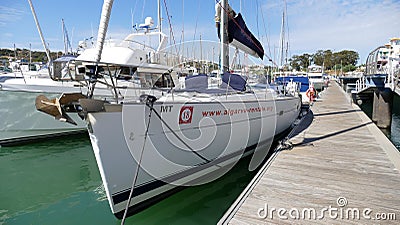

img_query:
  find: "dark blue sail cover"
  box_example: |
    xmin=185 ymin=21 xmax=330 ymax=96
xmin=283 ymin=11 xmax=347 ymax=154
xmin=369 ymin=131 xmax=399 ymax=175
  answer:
xmin=218 ymin=13 xmax=264 ymax=59
xmin=185 ymin=73 xmax=208 ymax=91
xmin=180 ymin=73 xmax=247 ymax=93
xmin=221 ymin=72 xmax=247 ymax=91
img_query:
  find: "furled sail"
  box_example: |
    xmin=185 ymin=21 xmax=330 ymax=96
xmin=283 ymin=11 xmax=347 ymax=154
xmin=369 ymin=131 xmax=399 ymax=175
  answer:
xmin=215 ymin=2 xmax=264 ymax=59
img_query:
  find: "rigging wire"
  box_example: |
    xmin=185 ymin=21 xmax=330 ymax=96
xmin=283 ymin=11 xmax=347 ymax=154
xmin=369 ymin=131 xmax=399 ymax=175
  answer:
xmin=131 ymin=0 xmax=139 ymax=30
xmin=148 ymin=104 xmax=212 ymax=163
xmin=141 ymin=0 xmax=146 ymax=22
xmin=62 ymin=19 xmax=73 ymax=54
xmin=285 ymin=0 xmax=291 ymax=63
xmin=162 ymin=0 xmax=178 ymax=55
xmin=259 ymin=1 xmax=272 ymax=60
xmin=256 ymin=0 xmax=260 ymax=39
xmin=178 ymin=0 xmax=185 ymax=56
xmin=191 ymin=0 xmax=201 ymax=59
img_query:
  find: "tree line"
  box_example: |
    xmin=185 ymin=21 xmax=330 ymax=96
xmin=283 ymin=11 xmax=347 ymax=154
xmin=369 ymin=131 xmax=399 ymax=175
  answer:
xmin=0 ymin=48 xmax=63 ymax=63
xmin=288 ymin=49 xmax=360 ymax=73
xmin=1 ymin=48 xmax=361 ymax=74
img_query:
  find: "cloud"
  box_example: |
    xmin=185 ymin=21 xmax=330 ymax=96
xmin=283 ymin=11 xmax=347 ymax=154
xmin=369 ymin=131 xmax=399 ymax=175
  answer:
xmin=0 ymin=5 xmax=25 ymax=26
xmin=3 ymin=33 xmax=13 ymax=38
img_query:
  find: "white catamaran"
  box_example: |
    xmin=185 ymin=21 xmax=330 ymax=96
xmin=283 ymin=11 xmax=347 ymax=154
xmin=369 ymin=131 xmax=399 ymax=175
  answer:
xmin=0 ymin=0 xmax=85 ymax=146
xmin=36 ymin=0 xmax=301 ymax=219
xmin=0 ymin=0 xmax=124 ymax=145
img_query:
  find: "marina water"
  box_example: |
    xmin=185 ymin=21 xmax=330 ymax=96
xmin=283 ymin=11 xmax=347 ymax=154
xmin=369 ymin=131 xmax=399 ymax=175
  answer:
xmin=0 ymin=135 xmax=259 ymax=225
xmin=1 ymin=93 xmax=399 ymax=225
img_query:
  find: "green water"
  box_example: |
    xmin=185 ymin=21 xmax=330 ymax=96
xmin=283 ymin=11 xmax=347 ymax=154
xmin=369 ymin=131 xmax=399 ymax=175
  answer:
xmin=0 ymin=135 xmax=258 ymax=225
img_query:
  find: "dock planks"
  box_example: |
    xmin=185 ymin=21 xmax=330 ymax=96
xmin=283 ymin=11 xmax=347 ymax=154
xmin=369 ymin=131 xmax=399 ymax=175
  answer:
xmin=219 ymin=82 xmax=400 ymax=224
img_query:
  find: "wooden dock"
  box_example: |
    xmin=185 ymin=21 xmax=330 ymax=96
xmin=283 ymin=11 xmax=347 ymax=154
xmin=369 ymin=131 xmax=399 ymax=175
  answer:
xmin=219 ymin=82 xmax=400 ymax=224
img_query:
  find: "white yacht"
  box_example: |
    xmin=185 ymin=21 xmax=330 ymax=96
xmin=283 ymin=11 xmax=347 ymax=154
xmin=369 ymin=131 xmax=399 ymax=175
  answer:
xmin=307 ymin=65 xmax=325 ymax=91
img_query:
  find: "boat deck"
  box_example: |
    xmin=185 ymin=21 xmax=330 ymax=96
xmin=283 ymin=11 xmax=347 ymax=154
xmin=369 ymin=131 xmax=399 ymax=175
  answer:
xmin=219 ymin=82 xmax=400 ymax=224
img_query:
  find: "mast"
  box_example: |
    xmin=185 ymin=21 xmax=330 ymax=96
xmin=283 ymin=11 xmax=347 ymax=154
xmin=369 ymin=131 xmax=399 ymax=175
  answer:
xmin=29 ymin=43 xmax=32 ymax=66
xmin=200 ymin=34 xmax=203 ymax=63
xmin=182 ymin=0 xmax=184 ymax=60
xmin=95 ymin=0 xmax=114 ymax=64
xmin=14 ymin=43 xmax=17 ymax=62
xmin=27 ymin=0 xmax=51 ymax=63
xmin=279 ymin=0 xmax=289 ymax=69
xmin=279 ymin=10 xmax=285 ymax=68
xmin=13 ymin=43 xmax=16 ymax=61
xmin=85 ymin=0 xmax=113 ymax=99
xmin=158 ymin=0 xmax=162 ymax=42
xmin=62 ymin=19 xmax=67 ymax=55
xmin=220 ymin=0 xmax=229 ymax=74
xmin=61 ymin=19 xmax=73 ymax=55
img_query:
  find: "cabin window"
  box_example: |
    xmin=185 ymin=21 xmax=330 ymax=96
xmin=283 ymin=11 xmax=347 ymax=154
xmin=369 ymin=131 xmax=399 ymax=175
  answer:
xmin=117 ymin=67 xmax=137 ymax=80
xmin=154 ymin=73 xmax=175 ymax=88
xmin=85 ymin=65 xmax=104 ymax=77
xmin=137 ymin=72 xmax=175 ymax=88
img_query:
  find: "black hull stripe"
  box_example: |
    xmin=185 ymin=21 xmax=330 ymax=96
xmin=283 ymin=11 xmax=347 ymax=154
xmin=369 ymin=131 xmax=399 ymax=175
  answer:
xmin=111 ymin=124 xmax=295 ymax=206
xmin=114 ymin=185 xmax=185 ymax=219
xmin=111 ymin=127 xmax=293 ymax=218
xmin=111 ymin=140 xmax=262 ymax=205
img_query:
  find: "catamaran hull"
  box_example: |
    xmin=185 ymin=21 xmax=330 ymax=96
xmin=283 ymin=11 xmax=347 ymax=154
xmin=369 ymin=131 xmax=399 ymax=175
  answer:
xmin=0 ymin=74 xmax=132 ymax=146
xmin=86 ymin=96 xmax=301 ymax=217
xmin=0 ymin=91 xmax=87 ymax=146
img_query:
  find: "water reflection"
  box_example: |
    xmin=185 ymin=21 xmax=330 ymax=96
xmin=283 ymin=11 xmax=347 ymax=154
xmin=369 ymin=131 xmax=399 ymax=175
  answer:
xmin=0 ymin=132 xmax=262 ymax=225
xmin=0 ymin=134 xmax=102 ymax=223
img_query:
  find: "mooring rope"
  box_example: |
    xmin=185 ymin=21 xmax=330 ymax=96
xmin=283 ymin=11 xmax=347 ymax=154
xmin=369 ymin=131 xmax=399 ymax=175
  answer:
xmin=120 ymin=100 xmax=154 ymax=224
xmin=145 ymin=102 xmax=212 ymax=164
xmin=120 ymin=96 xmax=215 ymax=223
xmin=276 ymin=107 xmax=309 ymax=151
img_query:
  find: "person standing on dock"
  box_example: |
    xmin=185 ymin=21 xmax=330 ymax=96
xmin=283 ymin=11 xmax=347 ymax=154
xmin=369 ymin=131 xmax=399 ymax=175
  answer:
xmin=306 ymin=84 xmax=317 ymax=104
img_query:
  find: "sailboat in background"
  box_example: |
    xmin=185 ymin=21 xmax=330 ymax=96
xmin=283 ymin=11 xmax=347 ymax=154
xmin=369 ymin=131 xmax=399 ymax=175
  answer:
xmin=270 ymin=0 xmax=313 ymax=104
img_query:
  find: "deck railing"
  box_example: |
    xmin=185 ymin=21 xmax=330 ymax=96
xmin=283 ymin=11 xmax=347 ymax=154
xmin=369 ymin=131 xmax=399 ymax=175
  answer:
xmin=355 ymin=76 xmax=366 ymax=93
xmin=386 ymin=62 xmax=400 ymax=92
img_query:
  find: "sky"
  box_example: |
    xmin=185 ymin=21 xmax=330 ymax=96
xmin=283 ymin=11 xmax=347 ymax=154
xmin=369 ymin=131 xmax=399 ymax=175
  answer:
xmin=0 ymin=0 xmax=399 ymax=65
